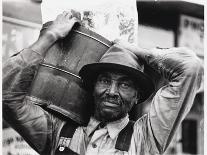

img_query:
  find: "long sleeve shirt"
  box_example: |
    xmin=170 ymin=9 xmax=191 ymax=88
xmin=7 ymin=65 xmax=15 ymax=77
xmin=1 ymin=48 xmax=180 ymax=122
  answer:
xmin=3 ymin=43 xmax=203 ymax=155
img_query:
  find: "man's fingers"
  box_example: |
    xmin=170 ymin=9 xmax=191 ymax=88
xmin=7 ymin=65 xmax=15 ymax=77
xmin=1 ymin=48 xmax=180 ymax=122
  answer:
xmin=112 ymin=39 xmax=122 ymax=45
xmin=71 ymin=9 xmax=81 ymax=20
xmin=60 ymin=11 xmax=73 ymax=19
xmin=70 ymin=17 xmax=81 ymax=26
xmin=49 ymin=10 xmax=81 ymax=39
xmin=65 ymin=13 xmax=73 ymax=19
xmin=56 ymin=14 xmax=63 ymax=20
xmin=56 ymin=10 xmax=81 ymax=22
xmin=63 ymin=11 xmax=68 ymax=16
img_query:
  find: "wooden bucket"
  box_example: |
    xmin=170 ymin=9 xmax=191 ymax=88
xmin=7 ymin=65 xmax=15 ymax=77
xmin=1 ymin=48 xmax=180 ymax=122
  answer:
xmin=28 ymin=22 xmax=112 ymax=125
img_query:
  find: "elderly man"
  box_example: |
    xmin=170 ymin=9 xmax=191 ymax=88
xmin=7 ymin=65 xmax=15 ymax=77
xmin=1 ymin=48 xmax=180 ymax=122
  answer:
xmin=3 ymin=12 xmax=203 ymax=155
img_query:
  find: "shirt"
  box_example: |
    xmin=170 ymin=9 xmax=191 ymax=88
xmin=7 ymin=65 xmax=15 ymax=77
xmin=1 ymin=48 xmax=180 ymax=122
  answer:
xmin=68 ymin=114 xmax=158 ymax=155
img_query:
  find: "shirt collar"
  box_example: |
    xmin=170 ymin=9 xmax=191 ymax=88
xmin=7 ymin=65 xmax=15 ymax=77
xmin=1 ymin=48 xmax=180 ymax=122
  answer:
xmin=85 ymin=115 xmax=129 ymax=140
xmin=106 ymin=115 xmax=129 ymax=139
xmin=85 ymin=117 xmax=100 ymax=137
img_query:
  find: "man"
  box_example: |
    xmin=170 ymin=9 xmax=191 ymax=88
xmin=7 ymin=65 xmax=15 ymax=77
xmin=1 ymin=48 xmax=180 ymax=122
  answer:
xmin=3 ymin=11 xmax=203 ymax=155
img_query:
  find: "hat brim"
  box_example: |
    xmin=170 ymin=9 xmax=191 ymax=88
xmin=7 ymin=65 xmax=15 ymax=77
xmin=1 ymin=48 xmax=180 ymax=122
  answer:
xmin=79 ymin=63 xmax=155 ymax=103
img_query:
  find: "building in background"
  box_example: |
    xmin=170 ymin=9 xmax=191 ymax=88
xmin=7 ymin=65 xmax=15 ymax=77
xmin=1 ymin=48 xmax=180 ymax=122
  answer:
xmin=2 ymin=0 xmax=204 ymax=155
xmin=135 ymin=1 xmax=204 ymax=154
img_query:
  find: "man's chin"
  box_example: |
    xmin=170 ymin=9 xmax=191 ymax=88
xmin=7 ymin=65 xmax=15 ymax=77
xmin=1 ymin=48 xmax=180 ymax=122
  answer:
xmin=94 ymin=109 xmax=122 ymax=122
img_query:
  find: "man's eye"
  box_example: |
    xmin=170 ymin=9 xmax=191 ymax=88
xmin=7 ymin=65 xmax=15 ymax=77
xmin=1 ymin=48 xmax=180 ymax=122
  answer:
xmin=99 ymin=78 xmax=110 ymax=84
xmin=120 ymin=82 xmax=131 ymax=89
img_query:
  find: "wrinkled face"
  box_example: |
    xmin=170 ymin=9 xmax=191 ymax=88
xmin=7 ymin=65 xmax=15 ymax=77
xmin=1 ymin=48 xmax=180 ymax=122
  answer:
xmin=93 ymin=71 xmax=139 ymax=122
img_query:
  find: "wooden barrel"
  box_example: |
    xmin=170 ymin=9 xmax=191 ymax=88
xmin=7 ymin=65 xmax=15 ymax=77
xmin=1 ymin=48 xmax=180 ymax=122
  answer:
xmin=28 ymin=22 xmax=112 ymax=125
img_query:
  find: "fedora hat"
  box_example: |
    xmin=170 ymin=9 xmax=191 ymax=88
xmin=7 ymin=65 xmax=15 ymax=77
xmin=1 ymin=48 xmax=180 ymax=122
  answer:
xmin=79 ymin=44 xmax=155 ymax=103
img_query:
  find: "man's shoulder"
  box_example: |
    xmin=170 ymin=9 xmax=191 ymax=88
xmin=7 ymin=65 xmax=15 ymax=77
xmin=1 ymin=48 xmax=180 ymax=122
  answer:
xmin=133 ymin=114 xmax=149 ymax=129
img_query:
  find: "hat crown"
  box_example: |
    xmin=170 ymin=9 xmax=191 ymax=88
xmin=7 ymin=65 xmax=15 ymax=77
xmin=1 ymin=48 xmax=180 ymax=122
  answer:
xmin=99 ymin=44 xmax=144 ymax=72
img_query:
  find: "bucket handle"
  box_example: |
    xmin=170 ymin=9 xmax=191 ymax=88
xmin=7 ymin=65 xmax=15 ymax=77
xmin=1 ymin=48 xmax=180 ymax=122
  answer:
xmin=73 ymin=30 xmax=111 ymax=48
xmin=40 ymin=63 xmax=81 ymax=79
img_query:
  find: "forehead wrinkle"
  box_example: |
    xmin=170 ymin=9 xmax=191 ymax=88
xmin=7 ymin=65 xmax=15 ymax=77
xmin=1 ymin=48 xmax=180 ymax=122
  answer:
xmin=97 ymin=71 xmax=131 ymax=81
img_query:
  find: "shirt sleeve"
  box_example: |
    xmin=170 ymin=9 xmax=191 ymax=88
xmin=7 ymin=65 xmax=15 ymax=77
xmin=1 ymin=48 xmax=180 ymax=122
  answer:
xmin=2 ymin=49 xmax=62 ymax=154
xmin=145 ymin=47 xmax=203 ymax=153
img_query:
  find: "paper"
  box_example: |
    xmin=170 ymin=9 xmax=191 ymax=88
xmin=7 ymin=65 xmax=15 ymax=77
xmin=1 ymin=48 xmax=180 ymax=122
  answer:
xmin=41 ymin=0 xmax=138 ymax=44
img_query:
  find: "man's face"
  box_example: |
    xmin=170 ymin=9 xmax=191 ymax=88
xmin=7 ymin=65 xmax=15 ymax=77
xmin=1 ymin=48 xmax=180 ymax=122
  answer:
xmin=93 ymin=71 xmax=139 ymax=122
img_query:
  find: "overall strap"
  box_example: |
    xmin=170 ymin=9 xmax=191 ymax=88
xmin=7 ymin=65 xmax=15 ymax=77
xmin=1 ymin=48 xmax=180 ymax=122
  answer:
xmin=55 ymin=122 xmax=79 ymax=155
xmin=115 ymin=120 xmax=135 ymax=151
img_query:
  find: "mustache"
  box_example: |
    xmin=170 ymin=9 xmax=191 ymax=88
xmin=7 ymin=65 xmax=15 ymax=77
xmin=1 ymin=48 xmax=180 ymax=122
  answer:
xmin=101 ymin=95 xmax=122 ymax=105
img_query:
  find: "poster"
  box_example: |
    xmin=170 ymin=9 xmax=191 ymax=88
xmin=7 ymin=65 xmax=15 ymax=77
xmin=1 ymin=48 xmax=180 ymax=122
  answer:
xmin=3 ymin=128 xmax=39 ymax=155
xmin=178 ymin=14 xmax=204 ymax=57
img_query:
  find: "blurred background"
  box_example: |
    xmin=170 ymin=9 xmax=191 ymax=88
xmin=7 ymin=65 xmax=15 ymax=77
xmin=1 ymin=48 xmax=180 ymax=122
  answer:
xmin=2 ymin=0 xmax=204 ymax=155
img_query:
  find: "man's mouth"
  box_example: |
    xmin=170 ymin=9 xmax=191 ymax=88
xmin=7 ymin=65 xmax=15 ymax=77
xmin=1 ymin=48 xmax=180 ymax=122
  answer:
xmin=102 ymin=100 xmax=120 ymax=108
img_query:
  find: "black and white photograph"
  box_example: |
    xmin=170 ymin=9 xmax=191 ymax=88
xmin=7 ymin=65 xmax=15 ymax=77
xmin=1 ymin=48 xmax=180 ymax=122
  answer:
xmin=2 ymin=0 xmax=205 ymax=155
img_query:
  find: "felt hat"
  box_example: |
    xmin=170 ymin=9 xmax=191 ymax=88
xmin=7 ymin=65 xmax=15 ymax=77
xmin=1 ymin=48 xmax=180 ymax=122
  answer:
xmin=79 ymin=44 xmax=155 ymax=103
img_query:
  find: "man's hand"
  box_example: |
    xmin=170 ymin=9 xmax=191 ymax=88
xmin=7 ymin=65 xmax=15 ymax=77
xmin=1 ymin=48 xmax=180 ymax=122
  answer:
xmin=46 ymin=10 xmax=81 ymax=40
xmin=30 ymin=10 xmax=80 ymax=57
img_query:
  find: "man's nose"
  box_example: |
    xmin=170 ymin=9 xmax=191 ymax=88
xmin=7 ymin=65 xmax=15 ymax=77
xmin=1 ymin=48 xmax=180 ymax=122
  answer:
xmin=107 ymin=82 xmax=119 ymax=95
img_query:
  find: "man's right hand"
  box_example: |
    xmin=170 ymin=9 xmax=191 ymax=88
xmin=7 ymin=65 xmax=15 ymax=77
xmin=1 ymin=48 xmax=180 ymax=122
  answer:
xmin=29 ymin=10 xmax=80 ymax=58
xmin=46 ymin=10 xmax=80 ymax=40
